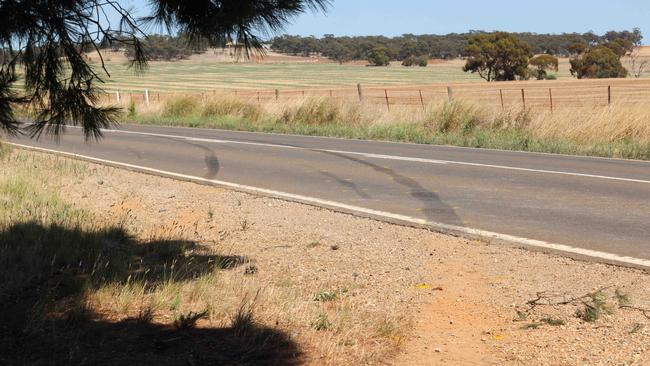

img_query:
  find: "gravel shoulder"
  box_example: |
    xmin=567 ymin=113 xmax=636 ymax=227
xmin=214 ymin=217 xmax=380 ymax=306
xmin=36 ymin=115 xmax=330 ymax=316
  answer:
xmin=19 ymin=149 xmax=650 ymax=365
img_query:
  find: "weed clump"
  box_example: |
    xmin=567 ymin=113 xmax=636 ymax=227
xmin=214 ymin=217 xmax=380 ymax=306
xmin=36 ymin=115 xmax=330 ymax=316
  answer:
xmin=163 ymin=96 xmax=199 ymax=117
xmin=426 ymin=101 xmax=484 ymax=134
xmin=282 ymin=98 xmax=340 ymax=125
xmin=201 ymin=98 xmax=262 ymax=121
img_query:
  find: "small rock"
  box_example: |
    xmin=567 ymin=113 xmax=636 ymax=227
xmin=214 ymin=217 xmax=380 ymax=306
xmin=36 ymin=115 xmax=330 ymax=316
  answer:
xmin=434 ymin=348 xmax=442 ymax=353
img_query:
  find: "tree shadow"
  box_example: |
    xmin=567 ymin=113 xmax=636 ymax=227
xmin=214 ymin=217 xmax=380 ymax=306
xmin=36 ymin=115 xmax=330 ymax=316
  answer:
xmin=0 ymin=222 xmax=302 ymax=366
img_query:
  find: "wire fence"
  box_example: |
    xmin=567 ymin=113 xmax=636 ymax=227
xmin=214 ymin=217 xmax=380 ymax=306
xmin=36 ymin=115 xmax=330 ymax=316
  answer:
xmin=105 ymin=79 xmax=650 ymax=112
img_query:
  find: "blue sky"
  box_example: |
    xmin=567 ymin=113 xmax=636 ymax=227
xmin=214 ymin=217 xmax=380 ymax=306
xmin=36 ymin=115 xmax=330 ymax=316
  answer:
xmin=127 ymin=1 xmax=650 ymax=40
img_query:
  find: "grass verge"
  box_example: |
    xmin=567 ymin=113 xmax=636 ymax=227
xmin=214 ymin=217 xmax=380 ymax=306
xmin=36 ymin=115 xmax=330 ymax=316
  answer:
xmin=0 ymin=149 xmax=418 ymax=365
xmin=124 ymin=96 xmax=650 ymax=160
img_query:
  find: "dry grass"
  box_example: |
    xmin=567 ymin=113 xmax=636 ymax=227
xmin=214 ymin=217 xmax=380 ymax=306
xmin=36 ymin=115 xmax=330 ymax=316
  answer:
xmin=0 ymin=149 xmax=422 ymax=365
xmin=125 ymin=93 xmax=650 ymax=160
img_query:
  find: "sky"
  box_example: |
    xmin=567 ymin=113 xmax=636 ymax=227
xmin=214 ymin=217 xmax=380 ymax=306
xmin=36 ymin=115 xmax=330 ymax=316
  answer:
xmin=283 ymin=0 xmax=650 ymax=38
xmin=126 ymin=0 xmax=650 ymax=40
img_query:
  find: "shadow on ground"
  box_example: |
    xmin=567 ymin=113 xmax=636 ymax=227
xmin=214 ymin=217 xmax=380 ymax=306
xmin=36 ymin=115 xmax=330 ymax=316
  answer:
xmin=0 ymin=222 xmax=302 ymax=366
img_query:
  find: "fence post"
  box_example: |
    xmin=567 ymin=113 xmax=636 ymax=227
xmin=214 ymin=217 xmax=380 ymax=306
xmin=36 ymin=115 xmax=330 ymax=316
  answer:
xmin=608 ymin=86 xmax=611 ymax=106
xmin=234 ymin=89 xmax=238 ymax=96
xmin=329 ymin=90 xmax=333 ymax=98
xmin=357 ymin=83 xmax=364 ymax=103
xmin=302 ymin=90 xmax=305 ymax=98
xmin=549 ymin=88 xmax=553 ymax=112
xmin=116 ymin=91 xmax=120 ymax=103
xmin=418 ymin=89 xmax=425 ymax=110
xmin=447 ymin=86 xmax=453 ymax=102
xmin=144 ymin=89 xmax=150 ymax=106
xmin=384 ymin=89 xmax=390 ymax=111
xmin=257 ymin=91 xmax=260 ymax=103
xmin=275 ymin=89 xmax=279 ymax=101
xmin=521 ymin=88 xmax=526 ymax=109
xmin=499 ymin=89 xmax=504 ymax=110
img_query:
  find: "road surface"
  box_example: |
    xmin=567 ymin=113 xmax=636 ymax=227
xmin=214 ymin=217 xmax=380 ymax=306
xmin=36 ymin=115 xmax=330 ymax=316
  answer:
xmin=8 ymin=124 xmax=650 ymax=264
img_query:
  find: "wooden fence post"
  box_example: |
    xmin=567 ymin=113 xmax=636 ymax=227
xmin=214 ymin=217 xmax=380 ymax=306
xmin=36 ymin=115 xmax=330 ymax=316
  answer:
xmin=357 ymin=83 xmax=364 ymax=103
xmin=144 ymin=89 xmax=150 ymax=106
xmin=384 ymin=89 xmax=390 ymax=111
xmin=499 ymin=89 xmax=504 ymax=110
xmin=257 ymin=91 xmax=260 ymax=103
xmin=521 ymin=88 xmax=526 ymax=109
xmin=116 ymin=91 xmax=120 ymax=103
xmin=418 ymin=89 xmax=425 ymax=110
xmin=549 ymin=88 xmax=553 ymax=112
xmin=329 ymin=90 xmax=333 ymax=98
xmin=608 ymin=86 xmax=612 ymax=106
xmin=447 ymin=86 xmax=453 ymax=102
xmin=275 ymin=89 xmax=280 ymax=101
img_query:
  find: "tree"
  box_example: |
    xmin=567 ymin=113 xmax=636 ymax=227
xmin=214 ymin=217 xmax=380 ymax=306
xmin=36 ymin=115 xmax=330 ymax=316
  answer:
xmin=570 ymin=46 xmax=628 ymax=79
xmin=367 ymin=47 xmax=391 ymax=66
xmin=0 ymin=0 xmax=329 ymax=139
xmin=462 ymin=32 xmax=532 ymax=82
xmin=402 ymin=55 xmax=428 ymax=67
xmin=529 ymin=54 xmax=559 ymax=80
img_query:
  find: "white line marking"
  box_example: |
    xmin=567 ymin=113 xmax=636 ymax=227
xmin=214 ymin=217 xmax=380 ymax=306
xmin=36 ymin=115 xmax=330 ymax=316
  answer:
xmin=81 ymin=127 xmax=650 ymax=185
xmin=9 ymin=142 xmax=650 ymax=269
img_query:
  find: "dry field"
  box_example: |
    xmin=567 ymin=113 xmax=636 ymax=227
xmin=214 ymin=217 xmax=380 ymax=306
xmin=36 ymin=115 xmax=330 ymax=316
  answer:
xmin=2 ymin=147 xmax=650 ymax=365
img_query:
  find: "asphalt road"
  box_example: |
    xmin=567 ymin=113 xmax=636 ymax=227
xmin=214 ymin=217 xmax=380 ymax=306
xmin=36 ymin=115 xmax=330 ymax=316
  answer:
xmin=9 ymin=124 xmax=650 ymax=261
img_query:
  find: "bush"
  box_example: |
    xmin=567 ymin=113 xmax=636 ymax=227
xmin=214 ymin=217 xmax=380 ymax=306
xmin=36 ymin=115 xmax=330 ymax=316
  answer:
xmin=127 ymin=100 xmax=136 ymax=117
xmin=545 ymin=74 xmax=558 ymax=80
xmin=367 ymin=47 xmax=391 ymax=66
xmin=402 ymin=55 xmax=428 ymax=67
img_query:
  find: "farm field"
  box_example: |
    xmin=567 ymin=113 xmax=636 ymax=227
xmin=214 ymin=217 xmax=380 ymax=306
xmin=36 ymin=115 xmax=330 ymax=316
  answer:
xmin=90 ymin=47 xmax=650 ymax=94
xmin=86 ymin=49 xmax=650 ymax=111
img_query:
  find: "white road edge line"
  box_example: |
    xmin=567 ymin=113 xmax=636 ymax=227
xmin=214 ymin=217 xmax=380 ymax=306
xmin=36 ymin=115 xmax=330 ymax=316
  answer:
xmin=9 ymin=142 xmax=650 ymax=270
xmin=93 ymin=127 xmax=650 ymax=185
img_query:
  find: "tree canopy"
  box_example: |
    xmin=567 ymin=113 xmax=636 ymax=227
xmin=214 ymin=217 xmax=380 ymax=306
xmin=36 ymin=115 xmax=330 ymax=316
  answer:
xmin=367 ymin=47 xmax=391 ymax=66
xmin=462 ymin=32 xmax=532 ymax=82
xmin=0 ymin=0 xmax=329 ymax=139
xmin=529 ymin=54 xmax=559 ymax=80
xmin=570 ymin=45 xmax=628 ymax=79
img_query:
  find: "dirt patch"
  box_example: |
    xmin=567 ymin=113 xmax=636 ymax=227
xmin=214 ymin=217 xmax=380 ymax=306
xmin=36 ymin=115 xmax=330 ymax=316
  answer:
xmin=10 ymin=150 xmax=650 ymax=365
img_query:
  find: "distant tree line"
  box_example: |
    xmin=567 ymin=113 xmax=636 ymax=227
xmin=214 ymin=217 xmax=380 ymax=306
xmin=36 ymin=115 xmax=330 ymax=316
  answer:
xmin=270 ymin=29 xmax=643 ymax=63
xmin=100 ymin=33 xmax=208 ymax=61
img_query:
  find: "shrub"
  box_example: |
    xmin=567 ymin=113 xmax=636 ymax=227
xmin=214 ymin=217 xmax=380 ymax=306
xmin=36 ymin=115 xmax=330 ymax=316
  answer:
xmin=367 ymin=47 xmax=391 ymax=66
xmin=127 ymin=100 xmax=137 ymax=117
xmin=416 ymin=55 xmax=428 ymax=67
xmin=402 ymin=55 xmax=428 ymax=67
